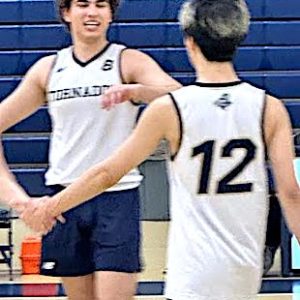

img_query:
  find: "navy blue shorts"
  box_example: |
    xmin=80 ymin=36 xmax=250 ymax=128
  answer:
xmin=40 ymin=186 xmax=141 ymax=277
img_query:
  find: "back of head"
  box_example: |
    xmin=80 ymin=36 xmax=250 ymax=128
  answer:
xmin=179 ymin=0 xmax=250 ymax=62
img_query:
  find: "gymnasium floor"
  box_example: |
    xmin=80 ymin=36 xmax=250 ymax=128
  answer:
xmin=0 ymin=295 xmax=298 ymax=299
xmin=0 ymin=273 xmax=299 ymax=299
xmin=0 ymin=277 xmax=299 ymax=299
xmin=1 ymin=222 xmax=299 ymax=299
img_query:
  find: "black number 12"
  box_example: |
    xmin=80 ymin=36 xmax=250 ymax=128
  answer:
xmin=192 ymin=139 xmax=256 ymax=194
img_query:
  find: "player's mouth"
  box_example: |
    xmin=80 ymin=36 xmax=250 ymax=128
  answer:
xmin=84 ymin=21 xmax=101 ymax=29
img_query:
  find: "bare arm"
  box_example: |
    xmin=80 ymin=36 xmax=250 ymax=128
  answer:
xmin=0 ymin=144 xmax=29 ymax=210
xmin=49 ymin=94 xmax=180 ymax=216
xmin=264 ymin=95 xmax=300 ymax=240
xmin=101 ymin=49 xmax=181 ymax=108
xmin=0 ymin=55 xmax=55 ymax=207
xmin=121 ymin=49 xmax=181 ymax=103
xmin=0 ymin=56 xmax=55 ymax=132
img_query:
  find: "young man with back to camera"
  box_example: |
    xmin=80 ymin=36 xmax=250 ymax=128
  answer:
xmin=0 ymin=0 xmax=181 ymax=299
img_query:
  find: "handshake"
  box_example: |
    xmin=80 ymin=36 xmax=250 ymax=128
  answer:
xmin=9 ymin=197 xmax=65 ymax=235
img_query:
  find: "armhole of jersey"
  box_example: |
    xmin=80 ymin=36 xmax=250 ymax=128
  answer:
xmin=119 ymin=47 xmax=141 ymax=107
xmin=130 ymin=101 xmax=140 ymax=106
xmin=169 ymin=92 xmax=183 ymax=161
xmin=45 ymin=54 xmax=58 ymax=101
xmin=261 ymin=91 xmax=268 ymax=162
xmin=119 ymin=47 xmax=128 ymax=84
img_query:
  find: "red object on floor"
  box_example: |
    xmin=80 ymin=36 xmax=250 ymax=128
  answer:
xmin=20 ymin=237 xmax=42 ymax=274
xmin=22 ymin=283 xmax=58 ymax=297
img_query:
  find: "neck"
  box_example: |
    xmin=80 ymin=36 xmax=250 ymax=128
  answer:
xmin=72 ymin=37 xmax=109 ymax=62
xmin=190 ymin=49 xmax=239 ymax=83
xmin=195 ymin=60 xmax=239 ymax=83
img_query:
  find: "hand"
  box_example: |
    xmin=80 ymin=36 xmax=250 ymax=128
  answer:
xmin=101 ymin=84 xmax=138 ymax=110
xmin=20 ymin=197 xmax=65 ymax=235
xmin=8 ymin=198 xmax=28 ymax=214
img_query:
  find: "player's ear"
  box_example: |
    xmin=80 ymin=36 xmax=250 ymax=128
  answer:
xmin=184 ymin=36 xmax=197 ymax=52
xmin=62 ymin=7 xmax=71 ymax=23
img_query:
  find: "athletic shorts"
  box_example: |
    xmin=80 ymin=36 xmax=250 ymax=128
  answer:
xmin=40 ymin=185 xmax=141 ymax=276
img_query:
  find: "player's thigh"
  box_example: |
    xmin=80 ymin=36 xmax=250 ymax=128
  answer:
xmin=93 ymin=271 xmax=137 ymax=300
xmin=62 ymin=274 xmax=94 ymax=300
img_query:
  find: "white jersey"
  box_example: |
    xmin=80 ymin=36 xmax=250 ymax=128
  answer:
xmin=45 ymin=43 xmax=142 ymax=190
xmin=165 ymin=81 xmax=268 ymax=300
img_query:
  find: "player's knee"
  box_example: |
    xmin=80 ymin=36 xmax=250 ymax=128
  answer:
xmin=94 ymin=292 xmax=135 ymax=300
xmin=67 ymin=295 xmax=93 ymax=300
xmin=94 ymin=287 xmax=135 ymax=300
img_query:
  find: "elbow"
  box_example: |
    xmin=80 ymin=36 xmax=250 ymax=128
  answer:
xmin=279 ymin=187 xmax=300 ymax=204
xmin=93 ymin=165 xmax=121 ymax=191
xmin=278 ymin=187 xmax=300 ymax=238
xmin=102 ymin=169 xmax=120 ymax=190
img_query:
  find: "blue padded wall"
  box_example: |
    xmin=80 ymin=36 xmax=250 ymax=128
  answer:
xmin=0 ymin=0 xmax=299 ymax=217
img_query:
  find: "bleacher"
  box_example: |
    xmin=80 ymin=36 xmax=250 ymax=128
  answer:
xmin=0 ymin=0 xmax=299 ymax=197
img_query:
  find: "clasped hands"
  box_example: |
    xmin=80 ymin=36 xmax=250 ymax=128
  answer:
xmin=9 ymin=197 xmax=65 ymax=235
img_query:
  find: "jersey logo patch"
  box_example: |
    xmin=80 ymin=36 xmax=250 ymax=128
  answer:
xmin=56 ymin=67 xmax=67 ymax=73
xmin=102 ymin=59 xmax=114 ymax=71
xmin=41 ymin=262 xmax=56 ymax=270
xmin=214 ymin=93 xmax=232 ymax=110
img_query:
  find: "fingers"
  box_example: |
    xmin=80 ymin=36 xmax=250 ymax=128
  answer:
xmin=8 ymin=199 xmax=28 ymax=214
xmin=20 ymin=199 xmax=38 ymax=223
xmin=20 ymin=197 xmax=62 ymax=235
xmin=34 ymin=218 xmax=57 ymax=236
xmin=101 ymin=92 xmax=123 ymax=110
xmin=56 ymin=215 xmax=66 ymax=224
xmin=101 ymin=85 xmax=132 ymax=110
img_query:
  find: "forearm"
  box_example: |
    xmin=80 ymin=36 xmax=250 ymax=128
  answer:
xmin=131 ymin=83 xmax=181 ymax=104
xmin=51 ymin=164 xmax=118 ymax=216
xmin=279 ymin=191 xmax=300 ymax=242
xmin=0 ymin=144 xmax=29 ymax=207
xmin=0 ymin=176 xmax=30 ymax=205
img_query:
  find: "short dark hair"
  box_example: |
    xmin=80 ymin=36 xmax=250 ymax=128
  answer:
xmin=56 ymin=0 xmax=120 ymax=29
xmin=179 ymin=0 xmax=250 ymax=62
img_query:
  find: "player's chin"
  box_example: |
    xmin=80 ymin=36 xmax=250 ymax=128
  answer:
xmin=81 ymin=32 xmax=103 ymax=42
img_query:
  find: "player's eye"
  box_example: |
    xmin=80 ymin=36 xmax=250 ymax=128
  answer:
xmin=75 ymin=1 xmax=89 ymax=7
xmin=96 ymin=2 xmax=109 ymax=8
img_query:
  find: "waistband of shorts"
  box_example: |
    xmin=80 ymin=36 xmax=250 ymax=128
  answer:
xmin=46 ymin=184 xmax=139 ymax=196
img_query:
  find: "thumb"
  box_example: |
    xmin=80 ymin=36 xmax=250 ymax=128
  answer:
xmin=56 ymin=215 xmax=66 ymax=224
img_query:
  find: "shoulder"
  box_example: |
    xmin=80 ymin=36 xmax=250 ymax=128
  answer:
xmin=145 ymin=94 xmax=177 ymax=121
xmin=37 ymin=54 xmax=56 ymax=67
xmin=265 ymin=94 xmax=287 ymax=117
xmin=136 ymin=95 xmax=178 ymax=141
xmin=121 ymin=48 xmax=151 ymax=61
xmin=25 ymin=54 xmax=57 ymax=87
xmin=29 ymin=54 xmax=57 ymax=74
xmin=149 ymin=94 xmax=174 ymax=109
xmin=266 ymin=94 xmax=283 ymax=106
xmin=120 ymin=48 xmax=162 ymax=83
xmin=264 ymin=94 xmax=291 ymax=132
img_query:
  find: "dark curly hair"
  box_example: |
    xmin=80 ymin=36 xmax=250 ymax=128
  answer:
xmin=56 ymin=0 xmax=120 ymax=29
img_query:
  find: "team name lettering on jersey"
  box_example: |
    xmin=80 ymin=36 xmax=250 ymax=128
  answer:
xmin=48 ymin=85 xmax=111 ymax=102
